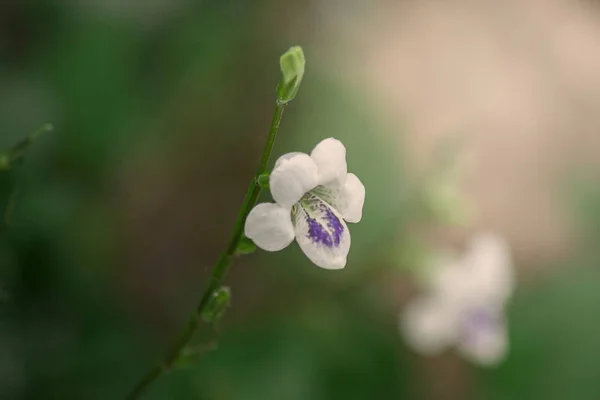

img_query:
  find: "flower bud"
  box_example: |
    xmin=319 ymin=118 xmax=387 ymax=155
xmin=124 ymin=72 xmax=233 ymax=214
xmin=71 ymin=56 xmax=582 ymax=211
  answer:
xmin=276 ymin=46 xmax=305 ymax=103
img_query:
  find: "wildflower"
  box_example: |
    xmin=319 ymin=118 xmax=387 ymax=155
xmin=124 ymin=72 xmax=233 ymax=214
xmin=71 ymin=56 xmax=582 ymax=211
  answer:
xmin=244 ymin=138 xmax=365 ymax=269
xmin=400 ymin=232 xmax=514 ymax=366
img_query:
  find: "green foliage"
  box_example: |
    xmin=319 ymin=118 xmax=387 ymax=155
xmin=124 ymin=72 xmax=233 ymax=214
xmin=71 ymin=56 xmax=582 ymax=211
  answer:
xmin=0 ymin=124 xmax=53 ymax=171
xmin=476 ymin=264 xmax=600 ymax=400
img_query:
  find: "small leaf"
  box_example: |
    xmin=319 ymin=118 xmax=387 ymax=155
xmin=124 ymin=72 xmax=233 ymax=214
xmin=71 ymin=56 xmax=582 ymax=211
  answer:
xmin=236 ymin=235 xmax=257 ymax=255
xmin=1 ymin=123 xmax=54 ymax=170
xmin=201 ymin=286 xmax=231 ymax=324
xmin=256 ymin=173 xmax=270 ymax=190
xmin=173 ymin=342 xmax=218 ymax=369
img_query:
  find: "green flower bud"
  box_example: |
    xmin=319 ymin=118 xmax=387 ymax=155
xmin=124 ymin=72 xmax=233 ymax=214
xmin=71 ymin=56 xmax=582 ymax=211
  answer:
xmin=276 ymin=46 xmax=305 ymax=103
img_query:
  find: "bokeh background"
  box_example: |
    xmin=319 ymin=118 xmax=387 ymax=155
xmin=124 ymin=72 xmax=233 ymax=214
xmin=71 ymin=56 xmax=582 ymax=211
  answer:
xmin=2 ymin=0 xmax=600 ymax=399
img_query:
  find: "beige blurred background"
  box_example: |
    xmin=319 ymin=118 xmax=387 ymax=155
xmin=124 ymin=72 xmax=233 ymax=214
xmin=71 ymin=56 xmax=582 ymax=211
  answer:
xmin=312 ymin=0 xmax=600 ymax=266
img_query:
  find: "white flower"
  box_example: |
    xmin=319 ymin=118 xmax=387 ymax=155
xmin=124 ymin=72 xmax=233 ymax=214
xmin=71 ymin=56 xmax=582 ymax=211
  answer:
xmin=400 ymin=232 xmax=515 ymax=366
xmin=244 ymin=138 xmax=365 ymax=270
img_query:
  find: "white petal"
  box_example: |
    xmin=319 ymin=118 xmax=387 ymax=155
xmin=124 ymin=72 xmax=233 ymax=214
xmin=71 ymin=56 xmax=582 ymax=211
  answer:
xmin=428 ymin=253 xmax=476 ymax=306
xmin=341 ymin=173 xmax=365 ymax=222
xmin=244 ymin=203 xmax=294 ymax=251
xmin=462 ymin=232 xmax=514 ymax=305
xmin=426 ymin=233 xmax=514 ymax=308
xmin=293 ymin=195 xmax=350 ymax=269
xmin=312 ymin=173 xmax=365 ymax=223
xmin=457 ymin=307 xmax=509 ymax=366
xmin=269 ymin=153 xmax=319 ymax=208
xmin=400 ymin=296 xmax=461 ymax=356
xmin=310 ymin=138 xmax=348 ymax=186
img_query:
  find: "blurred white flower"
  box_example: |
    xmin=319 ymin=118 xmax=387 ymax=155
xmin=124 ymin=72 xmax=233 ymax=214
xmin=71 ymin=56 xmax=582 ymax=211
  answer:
xmin=400 ymin=232 xmax=515 ymax=366
xmin=245 ymin=138 xmax=365 ymax=270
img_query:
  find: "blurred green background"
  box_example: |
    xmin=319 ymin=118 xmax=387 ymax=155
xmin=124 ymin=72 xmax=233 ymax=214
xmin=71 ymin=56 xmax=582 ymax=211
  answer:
xmin=2 ymin=1 xmax=600 ymax=399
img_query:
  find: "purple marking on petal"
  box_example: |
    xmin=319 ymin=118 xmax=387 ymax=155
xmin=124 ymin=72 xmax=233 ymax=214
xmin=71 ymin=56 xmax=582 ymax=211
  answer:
xmin=461 ymin=308 xmax=499 ymax=343
xmin=304 ymin=202 xmax=344 ymax=248
xmin=324 ymin=207 xmax=344 ymax=246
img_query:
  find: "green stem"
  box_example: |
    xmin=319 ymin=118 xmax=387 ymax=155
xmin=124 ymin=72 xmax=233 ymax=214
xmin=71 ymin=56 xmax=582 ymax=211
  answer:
xmin=124 ymin=100 xmax=288 ymax=400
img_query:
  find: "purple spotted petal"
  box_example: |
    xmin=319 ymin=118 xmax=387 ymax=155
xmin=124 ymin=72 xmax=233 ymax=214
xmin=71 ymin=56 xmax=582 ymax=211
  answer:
xmin=457 ymin=306 xmax=508 ymax=365
xmin=461 ymin=308 xmax=500 ymax=344
xmin=293 ymin=194 xmax=350 ymax=270
xmin=306 ymin=203 xmax=344 ymax=248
